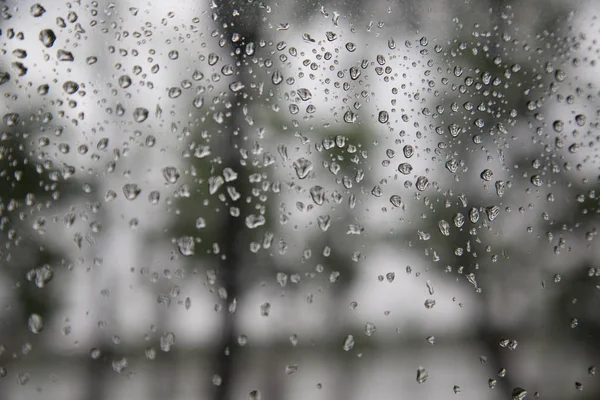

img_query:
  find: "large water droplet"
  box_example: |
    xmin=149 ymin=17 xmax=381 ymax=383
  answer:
xmin=160 ymin=332 xmax=176 ymax=352
xmin=39 ymin=29 xmax=57 ymax=48
xmin=133 ymin=107 xmax=149 ymax=123
xmin=162 ymin=166 xmax=180 ymax=184
xmin=28 ymin=314 xmax=44 ymax=333
xmin=343 ymin=334 xmax=355 ymax=351
xmin=297 ymin=88 xmax=312 ymax=101
xmin=122 ymin=183 xmax=141 ymax=200
xmin=378 ymin=111 xmax=389 ymax=123
xmin=293 ymin=158 xmax=313 ymax=179
xmin=416 ymin=367 xmax=428 ymax=384
xmin=177 ymin=236 xmax=195 ymax=256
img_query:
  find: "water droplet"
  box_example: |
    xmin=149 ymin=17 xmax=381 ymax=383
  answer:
xmin=485 ymin=206 xmax=500 ymax=221
xmin=480 ymin=169 xmax=493 ymax=181
xmin=160 ymin=332 xmax=176 ymax=352
xmin=133 ymin=107 xmax=149 ymax=122
xmin=28 ymin=314 xmax=44 ymax=333
xmin=248 ymin=390 xmax=261 ymax=400
xmin=424 ymin=299 xmax=436 ymax=309
xmin=272 ymin=70 xmax=283 ymax=85
xmin=364 ymin=322 xmax=376 ymax=336
xmin=293 ymin=158 xmax=313 ymax=179
xmin=371 ymin=186 xmax=383 ymax=197
xmin=122 ymin=183 xmax=141 ymax=200
xmin=39 ymin=29 xmax=57 ymax=48
xmin=245 ymin=214 xmax=266 ymax=229
xmin=553 ymin=120 xmax=564 ymax=133
xmin=511 ymin=387 xmax=527 ymax=400
xmin=416 ymin=367 xmax=428 ymax=384
xmin=438 ymin=220 xmax=450 ymax=236
xmin=89 ymin=348 xmax=101 ymax=359
xmin=398 ymin=163 xmax=413 ymax=175
xmin=119 ymin=75 xmax=132 ymax=88
xmin=446 ymin=159 xmax=459 ymax=173
xmin=162 ymin=166 xmax=180 ymax=184
xmin=177 ymin=236 xmax=195 ymax=256
xmin=310 ymin=185 xmax=326 ymax=205
xmin=378 ymin=111 xmax=389 ymax=123
xmin=347 ymin=224 xmax=364 ymax=235
xmin=57 ymin=49 xmax=74 ymax=62
xmin=30 ymin=3 xmax=46 ymax=17
xmin=317 ymin=215 xmax=331 ymax=232
xmin=112 ymin=358 xmax=128 ymax=373
xmin=343 ymin=335 xmax=355 ymax=351
xmin=448 ymin=124 xmax=462 ymax=137
xmin=297 ymin=88 xmax=312 ymax=101
xmin=349 ymin=66 xmax=361 ymax=80
xmin=62 ymin=81 xmax=79 ymax=94
xmin=530 ymin=175 xmax=543 ymax=187
xmin=343 ymin=110 xmax=357 ymax=123
xmin=575 ymin=114 xmax=586 ymax=126
xmin=390 ymin=195 xmax=403 ymax=208
xmin=416 ymin=176 xmax=429 ymax=191
xmin=345 ymin=42 xmax=356 ymax=52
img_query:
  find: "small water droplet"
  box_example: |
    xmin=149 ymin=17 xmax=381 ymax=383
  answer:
xmin=416 ymin=367 xmax=428 ymax=384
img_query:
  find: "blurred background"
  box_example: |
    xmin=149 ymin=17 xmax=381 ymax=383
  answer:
xmin=0 ymin=0 xmax=599 ymax=399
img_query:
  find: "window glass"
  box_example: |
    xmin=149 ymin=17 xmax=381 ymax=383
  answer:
xmin=0 ymin=1 xmax=598 ymax=400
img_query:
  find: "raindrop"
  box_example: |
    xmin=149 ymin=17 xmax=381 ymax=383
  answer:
xmin=177 ymin=236 xmax=195 ymax=256
xmin=398 ymin=163 xmax=413 ymax=175
xmin=364 ymin=322 xmax=376 ymax=336
xmin=342 ymin=335 xmax=355 ymax=351
xmin=310 ymin=186 xmax=326 ymax=205
xmin=438 ymin=220 xmax=450 ymax=236
xmin=378 ymin=111 xmax=389 ymax=123
xmin=416 ymin=367 xmax=428 ymax=384
xmin=530 ymin=175 xmax=543 ymax=187
xmin=160 ymin=332 xmax=176 ymax=352
xmin=28 ymin=314 xmax=44 ymax=334
xmin=297 ymin=88 xmax=312 ymax=101
xmin=480 ymin=169 xmax=493 ymax=181
xmin=39 ymin=29 xmax=57 ymax=48
xmin=448 ymin=124 xmax=462 ymax=137
xmin=511 ymin=387 xmax=527 ymax=400
xmin=293 ymin=158 xmax=313 ymax=179
xmin=133 ymin=107 xmax=149 ymax=123
xmin=285 ymin=364 xmax=298 ymax=375
xmin=424 ymin=299 xmax=436 ymax=309
xmin=122 ymin=183 xmax=141 ymax=200
xmin=272 ymin=70 xmax=283 ymax=85
xmin=416 ymin=176 xmax=429 ymax=191
xmin=162 ymin=166 xmax=180 ymax=184
xmin=390 ymin=195 xmax=403 ymax=208
xmin=112 ymin=358 xmax=128 ymax=373
xmin=57 ymin=49 xmax=75 ymax=62
xmin=62 ymin=81 xmax=79 ymax=94
xmin=30 ymin=3 xmax=46 ymax=17
xmin=119 ymin=75 xmax=132 ymax=88
xmin=245 ymin=214 xmax=266 ymax=229
xmin=403 ymin=145 xmax=414 ymax=158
